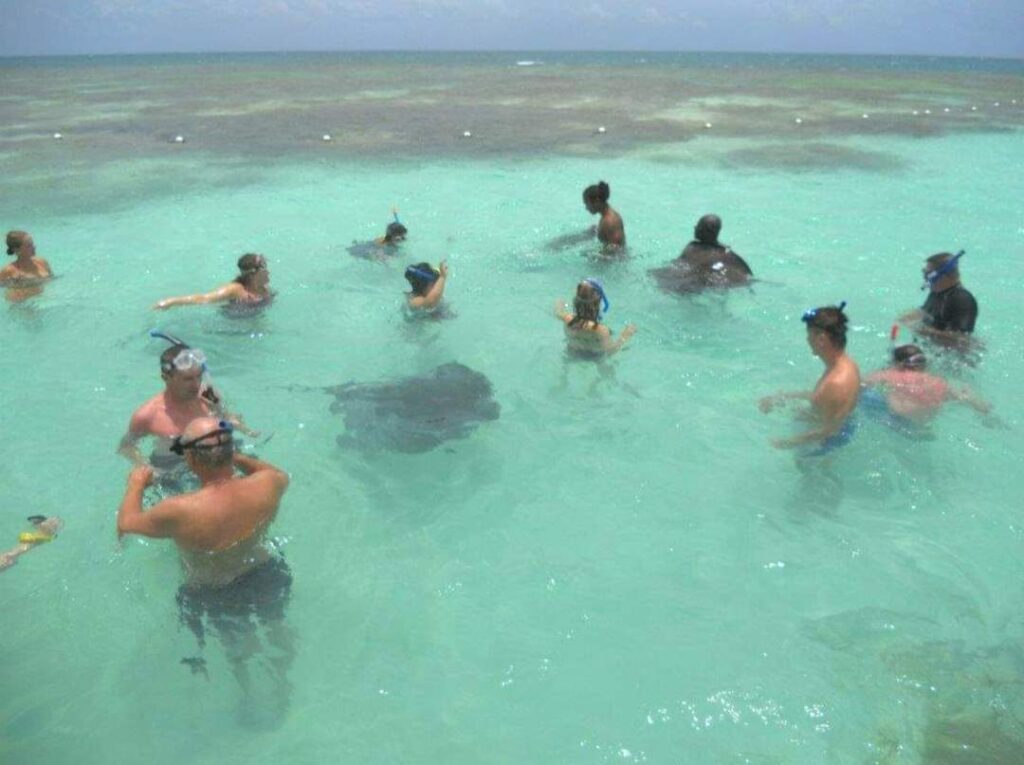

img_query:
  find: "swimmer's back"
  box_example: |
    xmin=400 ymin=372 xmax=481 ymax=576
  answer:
xmin=170 ymin=470 xmax=287 ymax=553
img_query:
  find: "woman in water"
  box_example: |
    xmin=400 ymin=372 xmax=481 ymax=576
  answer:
xmin=2 ymin=230 xmax=53 ymax=302
xmin=405 ymin=260 xmax=448 ymax=313
xmin=154 ymin=253 xmax=272 ymax=311
xmin=582 ymin=181 xmax=625 ymax=249
xmin=554 ymin=279 xmax=636 ymax=358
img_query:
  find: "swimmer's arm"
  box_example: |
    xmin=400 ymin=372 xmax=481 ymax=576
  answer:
xmin=601 ymin=324 xmax=636 ymax=354
xmin=409 ymin=261 xmax=447 ymax=309
xmin=154 ymin=283 xmax=243 ymax=310
xmin=117 ymin=466 xmax=179 ymax=539
xmin=758 ymin=390 xmax=811 ymax=412
xmin=118 ymin=411 xmax=150 ymax=465
xmin=772 ymin=384 xmax=847 ymax=449
xmin=233 ymin=454 xmax=290 ymax=491
xmin=553 ymin=300 xmax=572 ymax=323
xmin=898 ymin=309 xmax=924 ymax=324
xmin=947 ymin=385 xmax=992 ymax=415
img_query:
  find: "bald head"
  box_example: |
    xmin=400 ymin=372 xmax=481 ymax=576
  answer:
xmin=181 ymin=417 xmax=234 ymax=470
xmin=694 ymin=214 xmax=722 ymax=245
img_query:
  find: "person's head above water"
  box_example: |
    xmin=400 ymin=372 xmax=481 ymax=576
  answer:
xmin=234 ymin=253 xmax=270 ymax=290
xmin=694 ymin=214 xmax=722 ymax=245
xmin=582 ymin=181 xmax=611 ymax=214
xmin=172 ymin=417 xmax=234 ymax=472
xmin=893 ymin=344 xmax=927 ymax=370
xmin=570 ymin=278 xmax=610 ymax=326
xmin=922 ymin=251 xmax=963 ymax=292
xmin=404 ymin=262 xmax=440 ymax=296
xmin=802 ymin=302 xmax=848 ymax=353
xmin=5 ymin=230 xmax=34 ymax=258
xmin=383 ymin=221 xmax=408 ymax=244
xmin=159 ymin=342 xmax=206 ymax=400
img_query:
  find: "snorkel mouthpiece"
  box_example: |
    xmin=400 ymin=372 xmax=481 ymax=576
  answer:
xmin=923 ymin=250 xmax=964 ymax=290
xmin=583 ymin=278 xmax=610 ymax=314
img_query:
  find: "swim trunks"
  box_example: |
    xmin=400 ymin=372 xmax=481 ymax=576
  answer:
xmin=803 ymin=417 xmax=858 ymax=457
xmin=176 ymin=556 xmax=292 ymax=649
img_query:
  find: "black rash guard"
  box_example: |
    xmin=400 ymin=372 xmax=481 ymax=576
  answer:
xmin=921 ymin=283 xmax=977 ymax=333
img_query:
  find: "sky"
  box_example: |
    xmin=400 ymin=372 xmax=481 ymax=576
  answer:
xmin=1 ymin=0 xmax=1022 ymax=58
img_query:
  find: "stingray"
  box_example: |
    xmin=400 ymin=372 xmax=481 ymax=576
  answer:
xmin=650 ymin=252 xmax=753 ymax=295
xmin=326 ymin=362 xmax=500 ymax=453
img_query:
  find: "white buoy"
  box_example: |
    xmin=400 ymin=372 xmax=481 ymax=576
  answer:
xmin=794 ymin=117 xmax=803 ymax=124
xmin=597 ymin=126 xmax=606 ymax=134
xmin=704 ymin=122 xmax=712 ymax=129
xmin=1012 ymin=99 xmax=1018 ymax=105
xmin=322 ymin=134 xmax=332 ymax=142
xmin=971 ymin=106 xmax=978 ymax=111
xmin=862 ymin=113 xmax=869 ymax=119
xmin=924 ymin=109 xmax=931 ymax=115
xmin=993 ymin=102 xmax=1000 ymax=107
xmin=173 ymin=135 xmax=185 ymax=144
xmin=944 ymin=107 xmax=950 ymax=113
xmin=912 ymin=110 xmax=919 ymax=116
xmin=53 ymin=132 xmax=63 ymax=140
xmin=462 ymin=130 xmax=472 ymax=138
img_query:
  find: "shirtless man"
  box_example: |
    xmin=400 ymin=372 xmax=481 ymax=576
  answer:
xmin=117 ymin=417 xmax=293 ymax=712
xmin=583 ymin=181 xmax=625 ymax=249
xmin=862 ymin=343 xmax=991 ymax=428
xmin=119 ymin=344 xmax=222 ymax=470
xmin=760 ymin=304 xmax=861 ymax=452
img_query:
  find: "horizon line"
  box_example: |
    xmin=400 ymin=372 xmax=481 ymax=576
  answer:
xmin=2 ymin=48 xmax=1023 ymax=63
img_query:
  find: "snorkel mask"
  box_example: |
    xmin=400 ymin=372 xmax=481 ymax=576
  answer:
xmin=169 ymin=420 xmax=234 ymax=456
xmin=152 ymin=330 xmax=208 ymax=374
xmin=922 ymin=250 xmax=964 ymax=291
xmin=405 ymin=265 xmax=439 ymax=284
xmin=583 ymin=277 xmax=610 ymax=316
xmin=801 ymin=301 xmax=846 ymax=324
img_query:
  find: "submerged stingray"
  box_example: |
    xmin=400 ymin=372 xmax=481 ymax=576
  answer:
xmin=650 ymin=243 xmax=753 ymax=294
xmin=327 ymin=362 xmax=500 ymax=453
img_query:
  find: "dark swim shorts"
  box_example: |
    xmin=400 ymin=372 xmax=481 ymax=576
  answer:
xmin=176 ymin=556 xmax=292 ymax=649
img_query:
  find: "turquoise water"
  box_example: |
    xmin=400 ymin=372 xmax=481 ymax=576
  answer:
xmin=2 ymin=53 xmax=1024 ymax=764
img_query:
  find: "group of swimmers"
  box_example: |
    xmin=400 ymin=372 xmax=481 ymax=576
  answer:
xmin=1 ymin=189 xmax=993 ymax=697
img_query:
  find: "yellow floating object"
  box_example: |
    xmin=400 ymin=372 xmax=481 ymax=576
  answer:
xmin=18 ymin=531 xmax=53 ymax=545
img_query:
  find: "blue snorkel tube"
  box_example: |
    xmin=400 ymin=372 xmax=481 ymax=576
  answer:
xmin=583 ymin=277 xmax=610 ymax=317
xmin=922 ymin=250 xmax=964 ymax=291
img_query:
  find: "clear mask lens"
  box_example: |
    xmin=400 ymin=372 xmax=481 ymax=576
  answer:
xmin=173 ymin=348 xmax=207 ymax=373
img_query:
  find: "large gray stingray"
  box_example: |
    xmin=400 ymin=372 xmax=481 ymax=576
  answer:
xmin=326 ymin=362 xmax=500 ymax=453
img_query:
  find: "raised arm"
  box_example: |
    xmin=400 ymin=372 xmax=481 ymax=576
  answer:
xmin=599 ymin=324 xmax=636 ymax=355
xmin=409 ymin=261 xmax=447 ymax=309
xmin=117 ymin=466 xmax=180 ymax=539
xmin=233 ymin=454 xmax=290 ymax=495
xmin=154 ymin=283 xmax=243 ymax=310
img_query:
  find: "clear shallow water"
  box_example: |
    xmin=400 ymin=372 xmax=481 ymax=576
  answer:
xmin=1 ymin=53 xmax=1024 ymax=764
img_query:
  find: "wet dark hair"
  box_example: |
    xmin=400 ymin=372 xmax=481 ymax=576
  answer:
xmin=234 ymin=253 xmax=267 ymax=286
xmin=384 ymin=222 xmax=408 ymax=243
xmin=805 ymin=305 xmax=848 ymax=349
xmin=6 ymin=230 xmax=28 ymax=256
xmin=893 ymin=344 xmax=927 ymax=369
xmin=569 ymin=281 xmax=602 ymax=328
xmin=160 ymin=344 xmax=190 ymax=374
xmin=405 ymin=262 xmax=439 ymax=296
xmin=583 ymin=181 xmax=611 ymax=205
xmin=694 ymin=214 xmax=722 ymax=245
